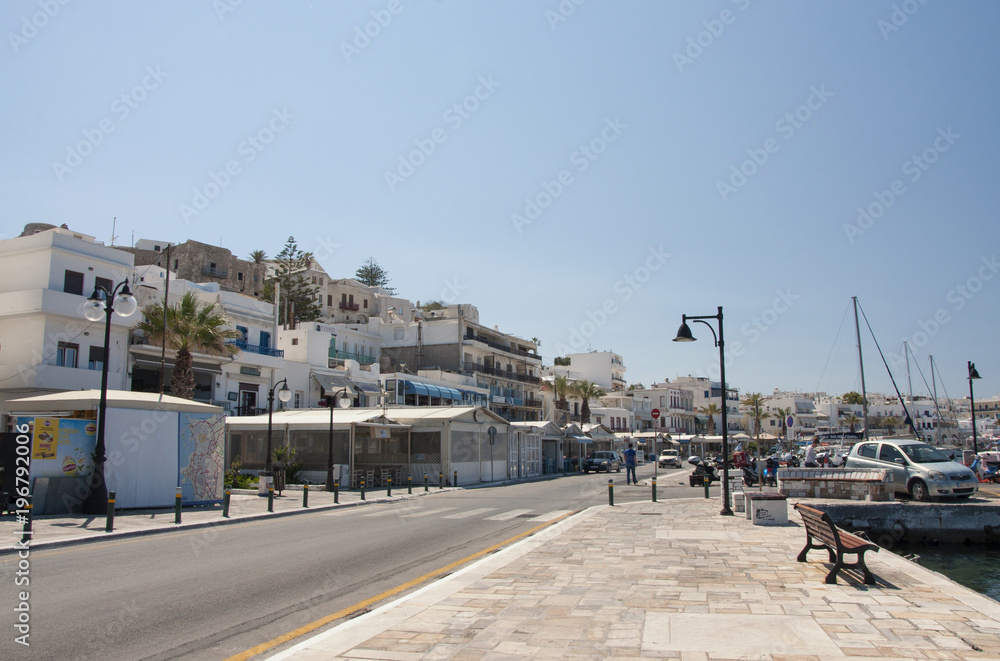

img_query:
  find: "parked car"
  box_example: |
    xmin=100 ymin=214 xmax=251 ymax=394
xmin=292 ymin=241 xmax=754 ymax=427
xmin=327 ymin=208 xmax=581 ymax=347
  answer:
xmin=658 ymin=450 xmax=681 ymax=468
xmin=843 ymin=438 xmax=979 ymax=501
xmin=583 ymin=451 xmax=621 ymax=473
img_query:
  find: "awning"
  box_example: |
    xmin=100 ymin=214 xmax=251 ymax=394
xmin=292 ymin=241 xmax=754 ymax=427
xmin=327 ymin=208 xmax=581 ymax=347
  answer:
xmin=404 ymin=381 xmax=462 ymax=401
xmin=352 ymin=381 xmax=382 ymax=393
xmin=312 ymin=372 xmax=355 ymax=394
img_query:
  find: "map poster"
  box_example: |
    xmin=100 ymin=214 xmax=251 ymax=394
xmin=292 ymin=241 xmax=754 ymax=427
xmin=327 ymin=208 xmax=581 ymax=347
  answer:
xmin=177 ymin=412 xmax=225 ymax=504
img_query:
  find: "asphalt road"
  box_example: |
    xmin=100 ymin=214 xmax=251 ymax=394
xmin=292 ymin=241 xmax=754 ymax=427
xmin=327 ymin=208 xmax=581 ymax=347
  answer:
xmin=3 ymin=465 xmax=703 ymax=661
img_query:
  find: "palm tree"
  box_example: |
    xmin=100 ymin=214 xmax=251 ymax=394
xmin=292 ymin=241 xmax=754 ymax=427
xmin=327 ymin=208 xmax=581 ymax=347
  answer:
xmin=844 ymin=414 xmax=861 ymax=433
xmin=571 ymin=380 xmax=605 ymax=425
xmin=249 ymin=249 xmax=267 ymax=263
xmin=883 ymin=416 xmax=899 ymax=434
xmin=741 ymin=393 xmax=771 ymax=444
xmin=136 ymin=291 xmax=241 ymax=399
xmin=772 ymin=406 xmax=791 ymax=450
xmin=699 ymin=403 xmax=721 ymax=435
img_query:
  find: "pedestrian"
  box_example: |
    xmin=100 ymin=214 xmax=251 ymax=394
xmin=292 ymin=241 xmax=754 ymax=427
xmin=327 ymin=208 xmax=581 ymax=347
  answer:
xmin=624 ymin=442 xmax=638 ymax=485
xmin=804 ymin=438 xmax=820 ymax=468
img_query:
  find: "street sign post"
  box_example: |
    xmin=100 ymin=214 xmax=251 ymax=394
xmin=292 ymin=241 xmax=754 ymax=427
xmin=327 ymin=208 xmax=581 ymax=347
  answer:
xmin=488 ymin=426 xmax=497 ymax=482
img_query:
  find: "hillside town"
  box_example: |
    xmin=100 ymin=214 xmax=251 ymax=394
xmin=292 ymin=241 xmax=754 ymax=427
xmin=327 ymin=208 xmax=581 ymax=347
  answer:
xmin=2 ymin=223 xmax=997 ymax=485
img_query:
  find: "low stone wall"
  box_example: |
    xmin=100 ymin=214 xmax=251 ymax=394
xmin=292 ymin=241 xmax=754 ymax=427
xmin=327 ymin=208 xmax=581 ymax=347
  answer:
xmin=778 ymin=467 xmax=894 ymax=501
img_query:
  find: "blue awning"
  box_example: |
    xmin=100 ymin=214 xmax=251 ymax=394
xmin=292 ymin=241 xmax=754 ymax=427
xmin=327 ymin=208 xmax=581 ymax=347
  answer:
xmin=405 ymin=381 xmax=429 ymax=397
xmin=402 ymin=381 xmax=463 ymax=401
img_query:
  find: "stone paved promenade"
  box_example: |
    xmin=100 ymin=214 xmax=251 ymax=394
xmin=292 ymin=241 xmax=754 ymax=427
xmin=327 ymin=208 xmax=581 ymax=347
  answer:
xmin=266 ymin=497 xmax=1000 ymax=661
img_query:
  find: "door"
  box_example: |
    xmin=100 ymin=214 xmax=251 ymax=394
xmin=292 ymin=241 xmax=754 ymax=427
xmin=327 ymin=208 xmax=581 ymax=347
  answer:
xmin=239 ymin=390 xmax=257 ymax=416
xmin=877 ymin=443 xmax=909 ymax=491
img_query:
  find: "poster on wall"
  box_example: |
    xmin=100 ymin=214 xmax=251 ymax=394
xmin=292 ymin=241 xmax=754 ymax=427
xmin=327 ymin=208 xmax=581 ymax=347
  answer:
xmin=177 ymin=412 xmax=225 ymax=504
xmin=22 ymin=416 xmax=97 ymax=480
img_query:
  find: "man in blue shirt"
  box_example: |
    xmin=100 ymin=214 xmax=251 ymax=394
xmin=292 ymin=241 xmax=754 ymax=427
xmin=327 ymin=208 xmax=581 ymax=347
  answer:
xmin=623 ymin=442 xmax=638 ymax=485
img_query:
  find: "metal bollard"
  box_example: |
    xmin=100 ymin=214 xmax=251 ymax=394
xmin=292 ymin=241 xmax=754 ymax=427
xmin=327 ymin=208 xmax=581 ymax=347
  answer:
xmin=387 ymin=477 xmax=392 ymax=497
xmin=651 ymin=477 xmax=657 ymax=503
xmin=106 ymin=491 xmax=116 ymax=532
xmin=453 ymin=470 xmax=458 ymax=488
xmin=408 ymin=475 xmax=412 ymax=494
xmin=439 ymin=472 xmax=444 ymax=489
xmin=361 ymin=479 xmax=366 ymax=501
xmin=424 ymin=474 xmax=428 ymax=492
xmin=268 ymin=486 xmax=274 ymax=512
xmin=303 ymin=484 xmax=309 ymax=508
xmin=21 ymin=497 xmax=32 ymax=545
xmin=703 ymin=474 xmax=710 ymax=499
xmin=223 ymin=489 xmax=231 ymax=517
xmin=334 ymin=479 xmax=339 ymax=504
xmin=608 ymin=479 xmax=614 ymax=506
xmin=175 ymin=487 xmax=183 ymax=523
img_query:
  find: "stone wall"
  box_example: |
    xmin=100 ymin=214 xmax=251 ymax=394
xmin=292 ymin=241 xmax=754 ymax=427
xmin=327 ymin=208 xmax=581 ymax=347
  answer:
xmin=778 ymin=467 xmax=894 ymax=501
xmin=123 ymin=241 xmax=267 ymax=297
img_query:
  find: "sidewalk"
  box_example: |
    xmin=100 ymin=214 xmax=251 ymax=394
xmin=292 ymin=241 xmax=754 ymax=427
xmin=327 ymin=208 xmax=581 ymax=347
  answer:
xmin=0 ymin=484 xmax=441 ymax=550
xmin=264 ymin=497 xmax=1000 ymax=661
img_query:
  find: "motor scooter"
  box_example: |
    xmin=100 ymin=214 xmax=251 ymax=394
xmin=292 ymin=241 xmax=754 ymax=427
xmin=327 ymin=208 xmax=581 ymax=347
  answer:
xmin=687 ymin=456 xmax=720 ymax=487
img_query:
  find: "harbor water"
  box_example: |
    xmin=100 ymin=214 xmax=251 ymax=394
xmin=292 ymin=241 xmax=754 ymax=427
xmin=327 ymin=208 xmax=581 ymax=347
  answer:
xmin=911 ymin=547 xmax=1000 ymax=602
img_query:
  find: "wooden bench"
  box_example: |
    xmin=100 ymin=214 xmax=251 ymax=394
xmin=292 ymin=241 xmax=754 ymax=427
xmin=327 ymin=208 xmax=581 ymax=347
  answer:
xmin=793 ymin=503 xmax=880 ymax=585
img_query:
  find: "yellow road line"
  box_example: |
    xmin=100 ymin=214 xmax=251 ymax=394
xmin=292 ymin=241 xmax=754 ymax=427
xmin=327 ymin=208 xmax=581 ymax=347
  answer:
xmin=222 ymin=511 xmax=576 ymax=661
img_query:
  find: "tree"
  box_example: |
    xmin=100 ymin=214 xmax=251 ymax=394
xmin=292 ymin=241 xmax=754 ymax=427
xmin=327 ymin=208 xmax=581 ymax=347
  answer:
xmin=772 ymin=406 xmax=791 ymax=449
xmin=553 ymin=356 xmax=571 ymax=366
xmin=883 ymin=416 xmax=899 ymax=433
xmin=841 ymin=391 xmax=864 ymax=405
xmin=421 ymin=300 xmax=445 ymax=312
xmin=355 ymin=256 xmax=396 ymax=294
xmin=741 ymin=393 xmax=770 ymax=441
xmin=269 ymin=237 xmax=321 ymax=328
xmin=700 ymin=403 xmax=721 ymax=435
xmin=571 ymin=380 xmax=605 ymax=425
xmin=135 ymin=291 xmax=241 ymax=400
xmin=844 ymin=414 xmax=861 ymax=433
xmin=627 ymin=383 xmax=644 ymax=391
xmin=249 ymin=249 xmax=267 ymax=263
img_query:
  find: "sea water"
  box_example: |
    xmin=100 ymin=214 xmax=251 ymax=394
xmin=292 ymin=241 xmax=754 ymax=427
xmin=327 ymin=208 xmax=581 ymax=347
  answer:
xmin=912 ymin=547 xmax=1000 ymax=602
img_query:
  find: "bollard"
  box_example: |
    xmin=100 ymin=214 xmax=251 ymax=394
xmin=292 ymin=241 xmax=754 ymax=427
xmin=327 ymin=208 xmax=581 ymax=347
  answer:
xmin=303 ymin=484 xmax=309 ymax=508
xmin=268 ymin=486 xmax=274 ymax=512
xmin=424 ymin=474 xmax=428 ymax=492
xmin=175 ymin=487 xmax=183 ymax=523
xmin=652 ymin=477 xmax=657 ymax=503
xmin=703 ymin=474 xmax=710 ymax=499
xmin=361 ymin=479 xmax=366 ymax=501
xmin=21 ymin=497 xmax=32 ymax=545
xmin=334 ymin=479 xmax=339 ymax=504
xmin=408 ymin=475 xmax=412 ymax=494
xmin=439 ymin=472 xmax=444 ymax=489
xmin=223 ymin=489 xmax=231 ymax=518
xmin=106 ymin=491 xmax=116 ymax=532
xmin=453 ymin=470 xmax=458 ymax=488
xmin=608 ymin=479 xmax=614 ymax=506
xmin=387 ymin=477 xmax=392 ymax=497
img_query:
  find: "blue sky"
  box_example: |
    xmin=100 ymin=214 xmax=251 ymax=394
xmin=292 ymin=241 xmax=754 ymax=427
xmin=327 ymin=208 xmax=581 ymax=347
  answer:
xmin=3 ymin=1 xmax=998 ymax=401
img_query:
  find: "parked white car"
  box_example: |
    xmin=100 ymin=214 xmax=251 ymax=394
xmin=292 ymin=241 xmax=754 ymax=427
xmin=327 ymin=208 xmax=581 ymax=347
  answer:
xmin=843 ymin=438 xmax=978 ymax=501
xmin=658 ymin=449 xmax=681 ymax=468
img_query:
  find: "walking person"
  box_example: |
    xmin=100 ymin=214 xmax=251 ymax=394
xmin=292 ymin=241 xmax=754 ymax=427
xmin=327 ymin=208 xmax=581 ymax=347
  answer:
xmin=624 ymin=442 xmax=638 ymax=485
xmin=804 ymin=438 xmax=820 ymax=468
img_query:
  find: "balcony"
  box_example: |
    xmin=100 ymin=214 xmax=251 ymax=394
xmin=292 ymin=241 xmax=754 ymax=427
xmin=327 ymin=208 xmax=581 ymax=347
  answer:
xmin=229 ymin=340 xmax=284 ymax=358
xmin=463 ymin=334 xmax=540 ymax=361
xmin=339 ymin=302 xmax=360 ymax=311
xmin=328 ymin=349 xmax=376 ymax=365
xmin=462 ymin=363 xmax=541 ymax=384
xmin=201 ymin=265 xmax=228 ymax=278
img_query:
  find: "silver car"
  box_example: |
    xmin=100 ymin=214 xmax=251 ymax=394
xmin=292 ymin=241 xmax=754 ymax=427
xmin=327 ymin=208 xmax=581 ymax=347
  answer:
xmin=843 ymin=438 xmax=979 ymax=501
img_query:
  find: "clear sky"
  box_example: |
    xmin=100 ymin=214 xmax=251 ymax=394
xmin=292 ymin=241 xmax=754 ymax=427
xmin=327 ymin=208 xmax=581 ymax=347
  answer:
xmin=3 ymin=1 xmax=997 ymax=401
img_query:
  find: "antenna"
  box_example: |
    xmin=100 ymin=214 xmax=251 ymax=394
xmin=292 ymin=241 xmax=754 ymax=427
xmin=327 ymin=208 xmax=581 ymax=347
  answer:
xmin=110 ymin=216 xmax=118 ymax=246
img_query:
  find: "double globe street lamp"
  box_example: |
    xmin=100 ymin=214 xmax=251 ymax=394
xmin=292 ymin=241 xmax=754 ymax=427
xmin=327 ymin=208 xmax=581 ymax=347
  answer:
xmin=82 ymin=279 xmax=138 ymax=514
xmin=325 ymin=387 xmax=352 ymax=490
xmin=265 ymin=379 xmax=292 ymax=475
xmin=674 ymin=306 xmax=734 ymax=516
xmin=968 ymin=361 xmax=982 ymax=455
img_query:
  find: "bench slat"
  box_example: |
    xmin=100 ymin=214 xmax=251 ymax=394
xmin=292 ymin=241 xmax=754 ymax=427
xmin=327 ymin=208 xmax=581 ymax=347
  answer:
xmin=793 ymin=503 xmax=879 ymax=585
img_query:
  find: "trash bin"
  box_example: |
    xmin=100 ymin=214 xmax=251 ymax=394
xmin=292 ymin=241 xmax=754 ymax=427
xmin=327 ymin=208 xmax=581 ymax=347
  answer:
xmin=746 ymin=492 xmax=788 ymax=526
xmin=273 ymin=467 xmax=286 ymax=494
xmin=258 ymin=472 xmax=273 ymax=496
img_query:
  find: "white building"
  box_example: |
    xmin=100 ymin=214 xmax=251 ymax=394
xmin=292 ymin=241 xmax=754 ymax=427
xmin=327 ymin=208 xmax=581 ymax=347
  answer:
xmin=0 ymin=225 xmax=136 ymax=413
xmin=545 ymin=350 xmax=626 ymax=392
xmin=672 ymin=376 xmax=742 ymax=434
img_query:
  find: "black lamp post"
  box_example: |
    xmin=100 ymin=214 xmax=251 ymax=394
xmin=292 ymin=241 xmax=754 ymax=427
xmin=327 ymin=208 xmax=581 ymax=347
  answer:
xmin=968 ymin=361 xmax=982 ymax=455
xmin=674 ymin=306 xmax=733 ymax=516
xmin=82 ymin=279 xmax=138 ymax=514
xmin=325 ymin=387 xmax=351 ymax=490
xmin=265 ymin=378 xmax=292 ymax=474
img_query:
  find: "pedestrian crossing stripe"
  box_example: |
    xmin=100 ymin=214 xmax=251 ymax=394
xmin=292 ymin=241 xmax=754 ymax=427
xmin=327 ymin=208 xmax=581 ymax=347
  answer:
xmin=485 ymin=509 xmax=533 ymax=521
xmin=442 ymin=508 xmax=496 ymax=519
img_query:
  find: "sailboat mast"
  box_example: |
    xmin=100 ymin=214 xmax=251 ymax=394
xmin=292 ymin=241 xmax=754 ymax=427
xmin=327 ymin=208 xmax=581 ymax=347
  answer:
xmin=905 ymin=341 xmax=915 ymax=438
xmin=930 ymin=355 xmax=942 ymax=446
xmin=853 ymin=296 xmax=870 ymax=442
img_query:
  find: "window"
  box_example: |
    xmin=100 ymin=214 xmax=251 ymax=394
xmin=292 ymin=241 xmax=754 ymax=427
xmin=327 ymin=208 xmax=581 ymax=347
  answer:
xmin=878 ymin=444 xmax=905 ymax=464
xmin=95 ymin=276 xmax=113 ymax=296
xmin=363 ymin=299 xmax=368 ymax=309
xmin=235 ymin=326 xmax=248 ymax=341
xmin=88 ymin=346 xmax=106 ymax=370
xmin=259 ymin=331 xmax=270 ymax=348
xmin=64 ymin=270 xmax=84 ymax=295
xmin=294 ymin=392 xmax=301 ymax=409
xmin=173 ymin=259 xmax=178 ymax=269
xmin=57 ymin=342 xmax=78 ymax=368
xmin=327 ymin=294 xmax=332 ymax=306
xmin=291 ymin=338 xmax=299 ymax=346
xmin=238 ymin=272 xmax=244 ymax=281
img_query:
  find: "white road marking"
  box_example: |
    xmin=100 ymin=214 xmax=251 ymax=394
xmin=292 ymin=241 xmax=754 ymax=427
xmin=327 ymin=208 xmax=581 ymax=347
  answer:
xmin=485 ymin=509 xmax=534 ymax=521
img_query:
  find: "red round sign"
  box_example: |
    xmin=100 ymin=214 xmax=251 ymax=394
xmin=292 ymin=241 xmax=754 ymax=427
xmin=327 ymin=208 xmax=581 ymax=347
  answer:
xmin=651 ymin=408 xmax=660 ymax=419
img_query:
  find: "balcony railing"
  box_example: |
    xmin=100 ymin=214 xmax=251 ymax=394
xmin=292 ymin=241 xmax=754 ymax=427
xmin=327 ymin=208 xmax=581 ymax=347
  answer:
xmin=229 ymin=340 xmax=284 ymax=358
xmin=462 ymin=363 xmax=541 ymax=384
xmin=328 ymin=350 xmax=376 ymax=365
xmin=463 ymin=334 xmax=540 ymax=361
xmin=202 ymin=265 xmax=228 ymax=278
xmin=339 ymin=302 xmax=360 ymax=311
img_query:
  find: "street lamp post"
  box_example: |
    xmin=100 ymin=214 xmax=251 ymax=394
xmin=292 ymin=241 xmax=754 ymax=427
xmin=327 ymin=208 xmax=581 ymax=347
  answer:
xmin=674 ymin=306 xmax=734 ymax=516
xmin=968 ymin=361 xmax=982 ymax=455
xmin=265 ymin=378 xmax=292 ymax=475
xmin=82 ymin=279 xmax=138 ymax=514
xmin=325 ymin=387 xmax=351 ymax=490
